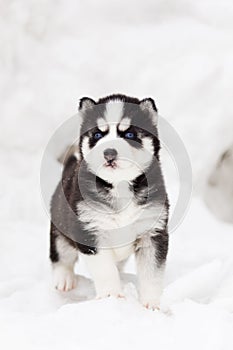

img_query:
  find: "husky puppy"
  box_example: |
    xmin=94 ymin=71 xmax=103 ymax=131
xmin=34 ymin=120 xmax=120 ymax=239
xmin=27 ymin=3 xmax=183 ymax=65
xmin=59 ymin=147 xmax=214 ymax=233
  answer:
xmin=50 ymin=94 xmax=169 ymax=309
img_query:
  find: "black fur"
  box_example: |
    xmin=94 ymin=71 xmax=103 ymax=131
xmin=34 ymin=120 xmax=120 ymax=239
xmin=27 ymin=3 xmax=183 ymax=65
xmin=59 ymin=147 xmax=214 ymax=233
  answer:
xmin=88 ymin=127 xmax=109 ymax=149
xmin=151 ymin=230 xmax=169 ymax=267
xmin=97 ymin=94 xmax=141 ymax=106
xmin=50 ymin=223 xmax=59 ymax=263
xmin=50 ymin=156 xmax=98 ymax=256
xmin=131 ymin=160 xmax=169 ymax=208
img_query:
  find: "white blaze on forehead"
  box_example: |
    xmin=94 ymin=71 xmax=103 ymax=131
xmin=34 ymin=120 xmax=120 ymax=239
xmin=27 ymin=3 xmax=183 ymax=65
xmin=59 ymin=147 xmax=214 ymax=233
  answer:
xmin=104 ymin=101 xmax=124 ymax=124
xmin=118 ymin=117 xmax=131 ymax=131
xmin=97 ymin=118 xmax=108 ymax=132
xmin=109 ymin=124 xmax=117 ymax=138
xmin=97 ymin=124 xmax=117 ymax=144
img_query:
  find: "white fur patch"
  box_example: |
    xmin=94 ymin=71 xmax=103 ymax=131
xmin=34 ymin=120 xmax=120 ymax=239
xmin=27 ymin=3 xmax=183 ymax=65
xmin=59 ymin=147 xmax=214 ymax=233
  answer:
xmin=118 ymin=117 xmax=131 ymax=131
xmin=56 ymin=236 xmax=78 ymax=265
xmin=136 ymin=235 xmax=165 ymax=309
xmin=142 ymin=137 xmax=154 ymax=155
xmin=74 ymin=151 xmax=80 ymax=160
xmin=113 ymin=244 xmax=134 ymax=262
xmin=97 ymin=118 xmax=108 ymax=132
xmin=81 ymin=136 xmax=91 ymax=159
xmin=52 ymin=236 xmax=78 ymax=292
xmin=53 ymin=264 xmax=77 ymax=292
xmin=104 ymin=101 xmax=124 ymax=124
xmin=107 ymin=124 xmax=118 ymax=139
xmin=137 ymin=264 xmax=165 ymax=310
xmin=80 ymin=249 xmax=122 ymax=298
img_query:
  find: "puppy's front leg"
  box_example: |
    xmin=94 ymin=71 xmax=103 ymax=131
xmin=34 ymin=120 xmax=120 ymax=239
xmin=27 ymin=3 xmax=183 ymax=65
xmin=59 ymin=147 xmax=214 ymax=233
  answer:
xmin=81 ymin=249 xmax=123 ymax=299
xmin=135 ymin=230 xmax=168 ymax=310
xmin=50 ymin=230 xmax=78 ymax=292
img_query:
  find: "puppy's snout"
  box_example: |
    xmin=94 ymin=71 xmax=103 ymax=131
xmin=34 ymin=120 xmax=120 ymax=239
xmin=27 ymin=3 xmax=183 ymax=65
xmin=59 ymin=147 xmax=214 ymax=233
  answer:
xmin=104 ymin=148 xmax=118 ymax=163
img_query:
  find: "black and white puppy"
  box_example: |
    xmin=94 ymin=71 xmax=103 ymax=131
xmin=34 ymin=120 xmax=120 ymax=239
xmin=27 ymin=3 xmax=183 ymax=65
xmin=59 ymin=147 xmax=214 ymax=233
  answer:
xmin=50 ymin=94 xmax=169 ymax=309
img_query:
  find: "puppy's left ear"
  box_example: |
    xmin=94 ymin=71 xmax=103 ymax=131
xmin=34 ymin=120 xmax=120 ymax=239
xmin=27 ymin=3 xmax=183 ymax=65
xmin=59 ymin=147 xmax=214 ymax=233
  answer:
xmin=79 ymin=97 xmax=96 ymax=112
xmin=140 ymin=98 xmax=158 ymax=124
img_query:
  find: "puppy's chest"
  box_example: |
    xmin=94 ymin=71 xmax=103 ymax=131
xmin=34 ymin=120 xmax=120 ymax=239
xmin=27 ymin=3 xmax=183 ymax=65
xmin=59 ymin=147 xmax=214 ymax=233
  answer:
xmin=77 ymin=182 xmax=156 ymax=239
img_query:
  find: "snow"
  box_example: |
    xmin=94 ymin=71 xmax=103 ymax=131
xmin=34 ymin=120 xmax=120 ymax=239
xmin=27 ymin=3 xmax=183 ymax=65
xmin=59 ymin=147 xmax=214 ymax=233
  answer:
xmin=1 ymin=0 xmax=233 ymax=349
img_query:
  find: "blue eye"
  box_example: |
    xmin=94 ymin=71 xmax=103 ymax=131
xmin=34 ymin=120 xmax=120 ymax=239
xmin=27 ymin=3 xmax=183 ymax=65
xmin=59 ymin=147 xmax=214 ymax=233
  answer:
xmin=94 ymin=132 xmax=103 ymax=140
xmin=125 ymin=132 xmax=135 ymax=139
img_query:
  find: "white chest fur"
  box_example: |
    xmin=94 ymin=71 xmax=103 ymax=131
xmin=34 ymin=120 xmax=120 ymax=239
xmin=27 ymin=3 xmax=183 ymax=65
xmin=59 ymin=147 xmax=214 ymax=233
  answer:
xmin=77 ymin=181 xmax=165 ymax=249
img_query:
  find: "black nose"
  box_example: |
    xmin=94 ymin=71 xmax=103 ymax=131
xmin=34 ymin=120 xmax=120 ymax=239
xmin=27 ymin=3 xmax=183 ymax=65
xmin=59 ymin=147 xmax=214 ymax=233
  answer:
xmin=104 ymin=148 xmax=117 ymax=163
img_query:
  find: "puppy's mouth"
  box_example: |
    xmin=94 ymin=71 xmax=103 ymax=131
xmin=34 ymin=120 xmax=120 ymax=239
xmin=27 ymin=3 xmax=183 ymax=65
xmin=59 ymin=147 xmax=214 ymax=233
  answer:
xmin=104 ymin=160 xmax=117 ymax=169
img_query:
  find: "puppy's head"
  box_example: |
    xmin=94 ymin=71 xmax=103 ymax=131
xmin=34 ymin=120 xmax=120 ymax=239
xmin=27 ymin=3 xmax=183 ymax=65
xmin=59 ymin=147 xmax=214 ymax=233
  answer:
xmin=78 ymin=94 xmax=160 ymax=183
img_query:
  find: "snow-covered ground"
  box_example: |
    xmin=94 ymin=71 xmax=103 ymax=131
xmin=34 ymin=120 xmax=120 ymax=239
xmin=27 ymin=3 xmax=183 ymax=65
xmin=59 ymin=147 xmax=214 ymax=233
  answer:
xmin=1 ymin=1 xmax=233 ymax=349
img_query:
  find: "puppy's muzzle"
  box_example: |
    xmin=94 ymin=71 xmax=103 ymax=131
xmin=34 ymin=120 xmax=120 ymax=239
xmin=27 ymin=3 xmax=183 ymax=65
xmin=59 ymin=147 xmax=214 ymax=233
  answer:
xmin=104 ymin=148 xmax=118 ymax=165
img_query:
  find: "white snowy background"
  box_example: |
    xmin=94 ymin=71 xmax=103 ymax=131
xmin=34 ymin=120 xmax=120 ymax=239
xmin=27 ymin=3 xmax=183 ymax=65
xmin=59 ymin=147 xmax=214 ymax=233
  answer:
xmin=1 ymin=1 xmax=233 ymax=349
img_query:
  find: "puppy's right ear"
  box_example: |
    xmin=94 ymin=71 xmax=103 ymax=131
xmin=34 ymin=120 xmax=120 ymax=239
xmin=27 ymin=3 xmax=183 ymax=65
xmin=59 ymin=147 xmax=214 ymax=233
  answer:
xmin=79 ymin=97 xmax=96 ymax=112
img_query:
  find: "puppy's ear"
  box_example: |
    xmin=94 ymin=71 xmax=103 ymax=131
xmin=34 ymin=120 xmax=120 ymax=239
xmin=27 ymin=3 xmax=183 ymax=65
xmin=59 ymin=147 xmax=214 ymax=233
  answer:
xmin=140 ymin=98 xmax=158 ymax=112
xmin=79 ymin=97 xmax=96 ymax=112
xmin=140 ymin=97 xmax=158 ymax=124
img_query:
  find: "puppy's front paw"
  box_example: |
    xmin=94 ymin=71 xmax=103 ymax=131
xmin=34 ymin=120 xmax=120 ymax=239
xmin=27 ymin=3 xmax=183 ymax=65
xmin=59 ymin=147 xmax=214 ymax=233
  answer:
xmin=141 ymin=298 xmax=160 ymax=311
xmin=53 ymin=265 xmax=77 ymax=292
xmin=140 ymin=292 xmax=161 ymax=310
xmin=139 ymin=283 xmax=162 ymax=310
xmin=96 ymin=286 xmax=124 ymax=299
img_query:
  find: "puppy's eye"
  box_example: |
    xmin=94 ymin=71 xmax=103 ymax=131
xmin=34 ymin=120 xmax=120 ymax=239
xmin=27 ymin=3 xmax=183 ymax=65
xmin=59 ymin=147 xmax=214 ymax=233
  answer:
xmin=124 ymin=132 xmax=135 ymax=139
xmin=94 ymin=132 xmax=103 ymax=140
